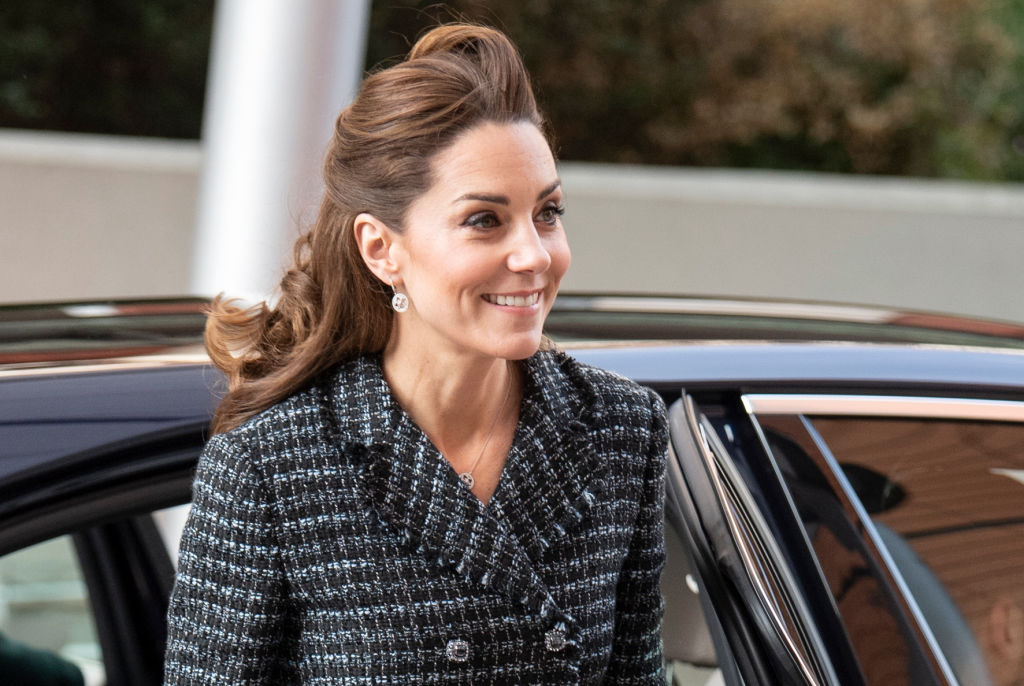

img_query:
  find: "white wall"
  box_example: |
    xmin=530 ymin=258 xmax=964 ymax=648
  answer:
xmin=560 ymin=163 xmax=1024 ymax=322
xmin=3 ymin=129 xmax=1024 ymax=323
xmin=0 ymin=130 xmax=200 ymax=303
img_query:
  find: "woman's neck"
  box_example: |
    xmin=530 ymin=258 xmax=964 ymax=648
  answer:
xmin=381 ymin=342 xmax=519 ymax=456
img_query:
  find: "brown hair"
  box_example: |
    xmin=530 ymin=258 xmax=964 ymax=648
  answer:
xmin=205 ymin=23 xmax=547 ymax=434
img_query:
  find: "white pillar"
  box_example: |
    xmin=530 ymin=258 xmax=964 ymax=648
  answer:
xmin=191 ymin=0 xmax=371 ymax=301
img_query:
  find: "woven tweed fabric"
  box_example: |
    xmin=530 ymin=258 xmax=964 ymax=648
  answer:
xmin=164 ymin=350 xmax=667 ymax=685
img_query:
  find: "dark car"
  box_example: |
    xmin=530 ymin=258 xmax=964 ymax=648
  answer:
xmin=2 ymin=295 xmax=1023 ymax=686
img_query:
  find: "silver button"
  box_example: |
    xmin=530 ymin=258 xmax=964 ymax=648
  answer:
xmin=544 ymin=628 xmax=566 ymax=652
xmin=446 ymin=638 xmax=470 ymax=662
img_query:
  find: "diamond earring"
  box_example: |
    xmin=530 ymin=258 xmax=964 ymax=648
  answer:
xmin=391 ymin=283 xmax=409 ymax=313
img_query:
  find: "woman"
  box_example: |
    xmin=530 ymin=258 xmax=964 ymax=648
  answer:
xmin=164 ymin=23 xmax=667 ymax=685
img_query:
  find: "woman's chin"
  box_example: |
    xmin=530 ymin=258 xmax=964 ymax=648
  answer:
xmin=490 ymin=333 xmax=544 ymax=361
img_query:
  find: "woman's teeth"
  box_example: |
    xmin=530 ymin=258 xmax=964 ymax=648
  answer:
xmin=486 ymin=293 xmax=540 ymax=307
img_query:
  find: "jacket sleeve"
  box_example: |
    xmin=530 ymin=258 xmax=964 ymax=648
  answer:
xmin=163 ymin=433 xmax=286 ymax=685
xmin=604 ymin=389 xmax=668 ymax=684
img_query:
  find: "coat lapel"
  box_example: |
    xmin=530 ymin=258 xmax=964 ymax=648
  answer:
xmin=324 ymin=356 xmax=557 ymax=617
xmin=488 ymin=352 xmax=610 ymax=562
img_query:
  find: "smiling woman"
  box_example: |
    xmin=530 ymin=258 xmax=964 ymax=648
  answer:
xmin=353 ymin=120 xmax=572 ymax=500
xmin=356 ymin=121 xmax=569 ymax=366
xmin=162 ymin=22 xmax=668 ymax=686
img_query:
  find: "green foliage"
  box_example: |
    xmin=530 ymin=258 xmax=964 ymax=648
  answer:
xmin=0 ymin=0 xmax=212 ymax=138
xmin=368 ymin=0 xmax=1024 ymax=180
xmin=2 ymin=0 xmax=1021 ymax=179
xmin=987 ymin=0 xmax=1024 ymax=180
xmin=365 ymin=0 xmax=707 ymax=164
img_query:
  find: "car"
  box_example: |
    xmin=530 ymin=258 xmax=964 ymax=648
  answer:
xmin=2 ymin=294 xmax=1023 ymax=686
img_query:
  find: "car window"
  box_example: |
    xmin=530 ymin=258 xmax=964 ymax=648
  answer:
xmin=152 ymin=503 xmax=191 ymax=568
xmin=669 ymin=394 xmax=845 ymax=686
xmin=754 ymin=413 xmax=927 ymax=685
xmin=0 ymin=498 xmax=190 ymax=686
xmin=0 ymin=535 xmax=104 ymax=686
xmin=662 ymin=517 xmax=723 ymax=686
xmin=810 ymin=416 xmax=1024 ymax=686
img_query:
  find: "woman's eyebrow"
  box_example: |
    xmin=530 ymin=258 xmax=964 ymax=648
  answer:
xmin=536 ymin=180 xmax=561 ymax=200
xmin=454 ymin=180 xmax=562 ymax=206
xmin=455 ymin=192 xmax=509 ymax=205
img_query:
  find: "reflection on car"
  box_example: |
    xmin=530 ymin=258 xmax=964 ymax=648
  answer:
xmin=1 ymin=295 xmax=1023 ymax=685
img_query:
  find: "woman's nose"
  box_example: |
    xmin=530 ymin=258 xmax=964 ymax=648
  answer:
xmin=506 ymin=222 xmax=552 ymax=274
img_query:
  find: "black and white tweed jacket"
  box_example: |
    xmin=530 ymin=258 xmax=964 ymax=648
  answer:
xmin=164 ymin=350 xmax=667 ymax=684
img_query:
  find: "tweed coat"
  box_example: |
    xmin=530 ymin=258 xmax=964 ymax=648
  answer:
xmin=163 ymin=350 xmax=668 ymax=684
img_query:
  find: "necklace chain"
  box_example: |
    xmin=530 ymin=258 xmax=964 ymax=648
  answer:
xmin=458 ymin=366 xmax=513 ymax=489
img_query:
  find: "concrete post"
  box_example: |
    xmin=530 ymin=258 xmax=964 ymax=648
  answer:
xmin=190 ymin=0 xmax=370 ymax=301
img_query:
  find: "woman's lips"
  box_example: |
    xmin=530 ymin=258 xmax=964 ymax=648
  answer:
xmin=482 ymin=291 xmax=541 ymax=307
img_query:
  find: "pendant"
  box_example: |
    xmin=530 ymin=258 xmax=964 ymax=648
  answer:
xmin=459 ymin=472 xmax=475 ymax=488
xmin=391 ymin=292 xmax=409 ymax=313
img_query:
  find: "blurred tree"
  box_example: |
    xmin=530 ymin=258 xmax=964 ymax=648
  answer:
xmin=671 ymin=0 xmax=1023 ymax=178
xmin=989 ymin=0 xmax=1024 ymax=180
xmin=366 ymin=0 xmax=707 ymax=164
xmin=0 ymin=0 xmax=212 ymax=138
xmin=1 ymin=0 xmax=1021 ymax=179
xmin=368 ymin=0 xmax=1024 ymax=180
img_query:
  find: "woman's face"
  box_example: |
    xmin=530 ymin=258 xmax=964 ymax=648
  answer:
xmin=390 ymin=120 xmax=570 ymax=363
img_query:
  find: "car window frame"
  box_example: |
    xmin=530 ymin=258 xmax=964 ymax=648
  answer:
xmin=0 ymin=423 xmax=203 ymax=686
xmin=743 ymin=393 xmax=1024 ymax=686
xmin=669 ymin=392 xmax=845 ymax=686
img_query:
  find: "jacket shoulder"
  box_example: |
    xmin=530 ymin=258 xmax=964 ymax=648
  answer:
xmin=531 ymin=350 xmax=666 ymax=427
xmin=214 ymin=381 xmax=332 ymax=462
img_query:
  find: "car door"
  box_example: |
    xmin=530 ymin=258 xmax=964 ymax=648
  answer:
xmin=0 ymin=424 xmax=203 ymax=686
xmin=669 ymin=389 xmax=1024 ymax=686
xmin=744 ymin=393 xmax=1024 ymax=686
xmin=666 ymin=392 xmax=847 ymax=686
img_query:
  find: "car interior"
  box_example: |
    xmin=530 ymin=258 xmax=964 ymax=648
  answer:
xmin=662 ymin=518 xmax=724 ymax=686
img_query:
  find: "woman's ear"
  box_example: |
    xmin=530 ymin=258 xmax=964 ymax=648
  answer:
xmin=353 ymin=213 xmax=402 ymax=284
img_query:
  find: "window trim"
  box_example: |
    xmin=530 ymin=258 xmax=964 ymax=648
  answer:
xmin=680 ymin=396 xmax=836 ymax=685
xmin=739 ymin=392 xmax=1024 ymax=686
xmin=743 ymin=394 xmax=1024 ymax=422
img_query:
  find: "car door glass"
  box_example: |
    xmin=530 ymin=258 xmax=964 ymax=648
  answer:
xmin=152 ymin=502 xmax=191 ymax=567
xmin=662 ymin=517 xmax=723 ymax=686
xmin=0 ymin=535 xmax=104 ymax=686
xmin=754 ymin=413 xmax=925 ymax=685
xmin=698 ymin=414 xmax=829 ymax=686
xmin=811 ymin=416 xmax=1024 ymax=686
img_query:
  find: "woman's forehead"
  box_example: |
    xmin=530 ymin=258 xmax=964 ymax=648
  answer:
xmin=428 ymin=121 xmax=558 ymax=198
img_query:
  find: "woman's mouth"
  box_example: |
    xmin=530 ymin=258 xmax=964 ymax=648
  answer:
xmin=483 ymin=292 xmax=541 ymax=307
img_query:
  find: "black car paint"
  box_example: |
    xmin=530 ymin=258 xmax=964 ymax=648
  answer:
xmin=5 ymin=296 xmax=1024 ymax=686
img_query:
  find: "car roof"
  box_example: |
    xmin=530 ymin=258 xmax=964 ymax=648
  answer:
xmin=4 ymin=293 xmax=1024 ymax=396
xmin=4 ymin=293 xmax=1024 ymax=372
xmin=4 ymin=295 xmax=1024 ymax=487
xmin=3 ymin=294 xmax=1024 ymax=393
xmin=546 ymin=294 xmax=1024 ymax=350
xmin=0 ymin=298 xmax=209 ymax=367
xmin=569 ymin=341 xmax=1024 ymax=396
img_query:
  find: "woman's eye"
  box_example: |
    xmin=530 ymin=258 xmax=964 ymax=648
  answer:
xmin=537 ymin=204 xmax=566 ymax=225
xmin=464 ymin=212 xmax=500 ymax=229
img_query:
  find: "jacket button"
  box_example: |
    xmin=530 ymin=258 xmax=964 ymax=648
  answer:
xmin=445 ymin=638 xmax=470 ymax=662
xmin=544 ymin=627 xmax=566 ymax=652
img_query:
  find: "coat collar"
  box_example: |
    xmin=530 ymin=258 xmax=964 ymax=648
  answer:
xmin=323 ymin=352 xmax=610 ymax=622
